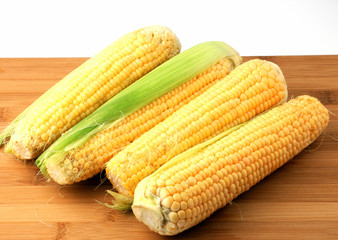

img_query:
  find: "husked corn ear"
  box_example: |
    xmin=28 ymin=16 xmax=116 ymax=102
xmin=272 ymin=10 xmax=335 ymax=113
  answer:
xmin=36 ymin=41 xmax=240 ymax=179
xmin=132 ymin=95 xmax=329 ymax=236
xmin=45 ymin=57 xmax=240 ymax=184
xmin=106 ymin=59 xmax=288 ymax=198
xmin=1 ymin=25 xmax=181 ymax=159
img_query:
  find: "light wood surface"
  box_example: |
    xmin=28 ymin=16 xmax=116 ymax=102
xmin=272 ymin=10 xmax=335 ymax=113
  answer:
xmin=0 ymin=56 xmax=337 ymax=240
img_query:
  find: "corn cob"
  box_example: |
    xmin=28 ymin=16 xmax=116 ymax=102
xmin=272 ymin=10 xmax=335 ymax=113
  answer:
xmin=36 ymin=41 xmax=239 ymax=179
xmin=0 ymin=25 xmax=181 ymax=159
xmin=106 ymin=59 xmax=288 ymax=198
xmin=132 ymin=95 xmax=329 ymax=235
xmin=45 ymin=55 xmax=242 ymax=184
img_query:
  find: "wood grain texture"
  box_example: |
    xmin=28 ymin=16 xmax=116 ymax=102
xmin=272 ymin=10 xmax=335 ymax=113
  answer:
xmin=0 ymin=56 xmax=338 ymax=240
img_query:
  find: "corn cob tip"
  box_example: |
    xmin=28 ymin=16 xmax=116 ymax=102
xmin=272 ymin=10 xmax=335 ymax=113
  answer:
xmin=213 ymin=41 xmax=242 ymax=68
xmin=269 ymin=61 xmax=288 ymax=103
xmin=144 ymin=25 xmax=181 ymax=53
xmin=230 ymin=54 xmax=242 ymax=68
xmin=4 ymin=141 xmax=37 ymax=159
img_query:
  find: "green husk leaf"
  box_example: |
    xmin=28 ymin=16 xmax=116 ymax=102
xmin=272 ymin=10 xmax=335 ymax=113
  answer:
xmin=106 ymin=190 xmax=133 ymax=205
xmin=0 ymin=124 xmax=15 ymax=146
xmin=96 ymin=190 xmax=133 ymax=211
xmin=36 ymin=41 xmax=241 ymax=177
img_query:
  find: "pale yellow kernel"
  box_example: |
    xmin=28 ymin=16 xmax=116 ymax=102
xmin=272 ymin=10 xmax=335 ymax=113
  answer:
xmin=78 ymin=158 xmax=84 ymax=165
xmin=178 ymin=210 xmax=186 ymax=220
xmin=192 ymin=196 xmax=198 ymax=206
xmin=166 ymin=179 xmax=175 ymax=186
xmin=188 ymin=176 xmax=197 ymax=186
xmin=283 ymin=127 xmax=290 ymax=135
xmin=224 ymin=165 xmax=232 ymax=174
xmin=187 ymin=198 xmax=194 ymax=208
xmin=83 ymin=162 xmax=91 ymax=170
xmin=181 ymin=181 xmax=189 ymax=190
xmin=126 ymin=169 xmax=132 ymax=177
xmin=242 ymin=157 xmax=251 ymax=166
xmin=160 ymin=188 xmax=170 ymax=200
xmin=162 ymin=196 xmax=174 ymax=209
xmin=185 ymin=188 xmax=193 ymax=197
xmin=232 ymin=172 xmax=239 ymax=182
xmin=242 ymin=168 xmax=248 ymax=178
xmin=267 ymin=78 xmax=275 ymax=88
xmin=41 ymin=133 xmax=48 ymax=141
xmin=201 ymin=192 xmax=208 ymax=203
xmin=181 ymin=201 xmax=188 ymax=210
xmin=72 ymin=161 xmax=79 ymax=168
xmin=168 ymin=212 xmax=179 ymax=223
xmin=263 ymin=63 xmax=271 ymax=72
xmin=213 ymin=183 xmax=220 ymax=195
xmin=180 ymin=192 xmax=189 ymax=202
xmin=175 ymin=184 xmax=184 ymax=193
xmin=229 ymin=184 xmax=236 ymax=193
xmin=212 ymin=175 xmax=220 ymax=184
xmin=185 ymin=209 xmax=192 ymax=218
xmin=177 ymin=219 xmax=186 ymax=228
xmin=236 ymin=163 xmax=243 ymax=171
xmin=206 ymin=188 xmax=212 ymax=200
xmin=171 ymin=201 xmax=181 ymax=211
xmin=165 ymin=222 xmax=177 ymax=232
xmin=249 ymin=60 xmax=257 ymax=69
xmin=216 ymin=170 xmax=223 ymax=179
xmin=173 ymin=193 xmax=181 ymax=202
xmin=292 ymin=120 xmax=300 ymax=129
xmin=221 ymin=178 xmax=228 ymax=189
xmin=197 ymin=181 xmax=206 ymax=192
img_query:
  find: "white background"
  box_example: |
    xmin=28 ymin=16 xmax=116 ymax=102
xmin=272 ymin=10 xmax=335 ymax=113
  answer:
xmin=1 ymin=0 xmax=337 ymax=57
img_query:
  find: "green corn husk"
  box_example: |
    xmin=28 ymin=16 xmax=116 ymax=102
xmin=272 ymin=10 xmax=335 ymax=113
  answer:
xmin=36 ymin=41 xmax=242 ymax=178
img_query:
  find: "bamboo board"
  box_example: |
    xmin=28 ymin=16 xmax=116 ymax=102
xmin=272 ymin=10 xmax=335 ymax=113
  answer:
xmin=0 ymin=56 xmax=337 ymax=240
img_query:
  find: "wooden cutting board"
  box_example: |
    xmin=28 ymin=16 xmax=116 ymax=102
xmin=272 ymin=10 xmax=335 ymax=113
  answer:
xmin=0 ymin=56 xmax=337 ymax=240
